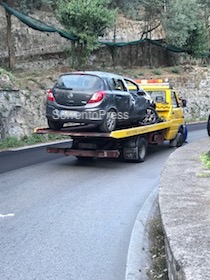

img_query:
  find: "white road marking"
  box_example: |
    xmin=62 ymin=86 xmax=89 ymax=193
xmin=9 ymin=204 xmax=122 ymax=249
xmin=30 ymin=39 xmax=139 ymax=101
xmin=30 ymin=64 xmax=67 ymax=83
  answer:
xmin=0 ymin=213 xmax=15 ymax=218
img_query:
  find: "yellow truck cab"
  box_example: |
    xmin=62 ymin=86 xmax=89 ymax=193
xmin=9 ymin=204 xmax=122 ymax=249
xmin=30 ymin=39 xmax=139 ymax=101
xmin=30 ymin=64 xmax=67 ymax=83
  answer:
xmin=135 ymin=79 xmax=187 ymax=146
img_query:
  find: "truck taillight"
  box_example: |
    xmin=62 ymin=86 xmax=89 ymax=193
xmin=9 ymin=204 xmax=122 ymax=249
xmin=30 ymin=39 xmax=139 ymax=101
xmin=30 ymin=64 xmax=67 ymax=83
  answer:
xmin=88 ymin=91 xmax=106 ymax=104
xmin=47 ymin=89 xmax=55 ymax=102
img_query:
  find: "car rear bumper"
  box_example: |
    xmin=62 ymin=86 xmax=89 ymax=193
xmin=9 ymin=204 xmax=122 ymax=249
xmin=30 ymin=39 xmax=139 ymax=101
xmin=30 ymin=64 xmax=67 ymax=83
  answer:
xmin=46 ymin=105 xmax=106 ymax=124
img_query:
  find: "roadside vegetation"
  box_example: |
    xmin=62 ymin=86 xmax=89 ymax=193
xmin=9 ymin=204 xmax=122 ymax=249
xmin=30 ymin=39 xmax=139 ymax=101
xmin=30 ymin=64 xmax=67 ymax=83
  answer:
xmin=147 ymin=215 xmax=168 ymax=280
xmin=0 ymin=65 xmax=199 ymax=86
xmin=56 ymin=0 xmax=116 ymax=67
xmin=0 ymin=134 xmax=70 ymax=150
xmin=200 ymin=151 xmax=210 ymax=169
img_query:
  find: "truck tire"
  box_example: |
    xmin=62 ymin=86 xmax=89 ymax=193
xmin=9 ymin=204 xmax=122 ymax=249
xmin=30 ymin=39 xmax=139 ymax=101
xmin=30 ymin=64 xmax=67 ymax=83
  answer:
xmin=207 ymin=115 xmax=210 ymax=136
xmin=183 ymin=122 xmax=188 ymax=142
xmin=134 ymin=137 xmax=147 ymax=163
xmin=169 ymin=128 xmax=184 ymax=148
xmin=122 ymin=136 xmax=147 ymax=163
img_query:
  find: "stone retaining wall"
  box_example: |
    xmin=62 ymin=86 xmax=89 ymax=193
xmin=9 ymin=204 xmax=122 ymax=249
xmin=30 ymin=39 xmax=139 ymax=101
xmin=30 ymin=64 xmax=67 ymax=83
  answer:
xmin=169 ymin=68 xmax=210 ymax=122
xmin=0 ymin=88 xmax=47 ymax=140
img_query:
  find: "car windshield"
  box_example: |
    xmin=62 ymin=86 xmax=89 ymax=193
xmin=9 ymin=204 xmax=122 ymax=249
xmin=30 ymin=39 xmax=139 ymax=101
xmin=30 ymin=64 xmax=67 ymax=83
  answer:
xmin=54 ymin=74 xmax=104 ymax=91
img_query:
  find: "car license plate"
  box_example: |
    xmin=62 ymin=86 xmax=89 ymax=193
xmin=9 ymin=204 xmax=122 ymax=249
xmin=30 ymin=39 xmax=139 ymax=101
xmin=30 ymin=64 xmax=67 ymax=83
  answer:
xmin=59 ymin=110 xmax=81 ymax=119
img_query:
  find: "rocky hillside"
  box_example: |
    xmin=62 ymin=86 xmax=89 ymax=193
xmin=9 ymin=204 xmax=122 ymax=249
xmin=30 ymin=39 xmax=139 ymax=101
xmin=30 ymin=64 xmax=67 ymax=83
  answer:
xmin=0 ymin=65 xmax=210 ymax=140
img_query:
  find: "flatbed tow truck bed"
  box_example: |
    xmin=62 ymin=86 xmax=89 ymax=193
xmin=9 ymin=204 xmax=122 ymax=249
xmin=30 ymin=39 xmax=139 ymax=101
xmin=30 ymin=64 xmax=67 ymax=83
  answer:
xmin=34 ymin=121 xmax=172 ymax=139
xmin=34 ymin=121 xmax=175 ymax=163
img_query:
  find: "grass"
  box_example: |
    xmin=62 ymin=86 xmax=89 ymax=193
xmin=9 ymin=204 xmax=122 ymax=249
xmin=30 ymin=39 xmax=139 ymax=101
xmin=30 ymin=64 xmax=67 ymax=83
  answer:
xmin=138 ymin=70 xmax=145 ymax=76
xmin=0 ymin=67 xmax=16 ymax=81
xmin=152 ymin=69 xmax=162 ymax=76
xmin=200 ymin=151 xmax=210 ymax=169
xmin=147 ymin=215 xmax=168 ymax=280
xmin=197 ymin=152 xmax=210 ymax=177
xmin=0 ymin=134 xmax=70 ymax=150
xmin=198 ymin=173 xmax=210 ymax=177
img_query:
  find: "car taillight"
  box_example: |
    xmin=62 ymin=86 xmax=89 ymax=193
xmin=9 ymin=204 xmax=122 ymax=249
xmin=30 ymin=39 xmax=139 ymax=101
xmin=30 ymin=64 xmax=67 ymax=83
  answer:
xmin=47 ymin=89 xmax=55 ymax=102
xmin=88 ymin=91 xmax=106 ymax=104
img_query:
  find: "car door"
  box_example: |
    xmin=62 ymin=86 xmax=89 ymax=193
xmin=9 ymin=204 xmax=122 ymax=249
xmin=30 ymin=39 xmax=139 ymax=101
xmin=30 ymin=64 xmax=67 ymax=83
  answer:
xmin=124 ymin=78 xmax=147 ymax=119
xmin=107 ymin=77 xmax=130 ymax=119
xmin=169 ymin=90 xmax=185 ymax=136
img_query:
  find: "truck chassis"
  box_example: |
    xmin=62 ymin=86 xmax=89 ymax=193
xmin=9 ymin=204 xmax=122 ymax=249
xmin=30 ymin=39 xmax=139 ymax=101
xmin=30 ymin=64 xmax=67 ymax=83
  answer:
xmin=34 ymin=121 xmax=184 ymax=163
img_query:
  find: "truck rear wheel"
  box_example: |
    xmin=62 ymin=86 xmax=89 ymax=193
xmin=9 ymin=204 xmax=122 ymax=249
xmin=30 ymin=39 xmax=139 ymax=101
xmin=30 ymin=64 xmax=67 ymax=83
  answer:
xmin=135 ymin=137 xmax=147 ymax=162
xmin=123 ymin=136 xmax=147 ymax=163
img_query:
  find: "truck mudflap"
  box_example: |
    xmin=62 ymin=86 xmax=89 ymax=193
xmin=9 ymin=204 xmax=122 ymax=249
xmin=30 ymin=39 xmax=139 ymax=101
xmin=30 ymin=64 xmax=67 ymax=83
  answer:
xmin=47 ymin=147 xmax=120 ymax=158
xmin=207 ymin=115 xmax=210 ymax=136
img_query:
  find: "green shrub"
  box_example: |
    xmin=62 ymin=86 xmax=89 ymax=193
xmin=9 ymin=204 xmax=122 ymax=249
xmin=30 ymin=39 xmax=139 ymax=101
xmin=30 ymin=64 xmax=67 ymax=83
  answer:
xmin=171 ymin=66 xmax=180 ymax=74
xmin=200 ymin=152 xmax=210 ymax=169
xmin=138 ymin=71 xmax=145 ymax=76
xmin=152 ymin=69 xmax=162 ymax=75
xmin=0 ymin=67 xmax=15 ymax=81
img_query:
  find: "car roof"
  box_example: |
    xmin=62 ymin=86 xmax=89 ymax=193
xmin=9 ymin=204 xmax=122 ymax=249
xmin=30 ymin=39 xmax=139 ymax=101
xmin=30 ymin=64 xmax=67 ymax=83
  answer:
xmin=58 ymin=71 xmax=124 ymax=79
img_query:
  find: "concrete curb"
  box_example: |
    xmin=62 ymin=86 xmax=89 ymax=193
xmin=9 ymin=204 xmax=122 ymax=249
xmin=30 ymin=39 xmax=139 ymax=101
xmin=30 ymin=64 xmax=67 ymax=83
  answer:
xmin=159 ymin=138 xmax=210 ymax=280
xmin=125 ymin=187 xmax=158 ymax=280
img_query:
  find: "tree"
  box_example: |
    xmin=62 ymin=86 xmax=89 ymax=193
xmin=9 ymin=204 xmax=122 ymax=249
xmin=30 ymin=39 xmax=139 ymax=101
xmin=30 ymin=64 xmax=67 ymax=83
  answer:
xmin=198 ymin=0 xmax=210 ymax=26
xmin=56 ymin=0 xmax=116 ymax=66
xmin=186 ymin=21 xmax=209 ymax=57
xmin=162 ymin=0 xmax=209 ymax=56
xmin=138 ymin=0 xmax=165 ymax=39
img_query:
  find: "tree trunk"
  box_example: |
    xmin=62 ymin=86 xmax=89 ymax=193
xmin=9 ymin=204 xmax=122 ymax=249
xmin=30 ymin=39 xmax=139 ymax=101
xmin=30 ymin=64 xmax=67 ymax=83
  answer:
xmin=5 ymin=10 xmax=15 ymax=69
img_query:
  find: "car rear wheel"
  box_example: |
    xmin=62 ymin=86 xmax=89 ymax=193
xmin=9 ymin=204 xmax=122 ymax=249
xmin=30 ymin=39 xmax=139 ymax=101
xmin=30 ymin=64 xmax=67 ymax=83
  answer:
xmin=48 ymin=119 xmax=63 ymax=130
xmin=99 ymin=109 xmax=117 ymax=132
xmin=140 ymin=107 xmax=158 ymax=125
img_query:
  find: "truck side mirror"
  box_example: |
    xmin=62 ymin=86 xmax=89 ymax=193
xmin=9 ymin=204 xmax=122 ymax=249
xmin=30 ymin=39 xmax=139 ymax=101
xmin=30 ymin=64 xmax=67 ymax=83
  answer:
xmin=181 ymin=99 xmax=187 ymax=107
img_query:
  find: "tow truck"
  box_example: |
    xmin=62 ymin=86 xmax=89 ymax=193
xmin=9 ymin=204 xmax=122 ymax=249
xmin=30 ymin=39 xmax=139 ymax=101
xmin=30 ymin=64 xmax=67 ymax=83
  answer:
xmin=34 ymin=79 xmax=187 ymax=163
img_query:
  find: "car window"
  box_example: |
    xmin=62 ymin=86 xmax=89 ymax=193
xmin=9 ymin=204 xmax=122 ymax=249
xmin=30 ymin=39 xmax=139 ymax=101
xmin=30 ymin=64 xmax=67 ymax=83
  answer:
xmin=54 ymin=74 xmax=104 ymax=91
xmin=106 ymin=78 xmax=116 ymax=90
xmin=124 ymin=79 xmax=139 ymax=94
xmin=148 ymin=91 xmax=166 ymax=103
xmin=113 ymin=79 xmax=128 ymax=91
xmin=171 ymin=91 xmax=180 ymax=107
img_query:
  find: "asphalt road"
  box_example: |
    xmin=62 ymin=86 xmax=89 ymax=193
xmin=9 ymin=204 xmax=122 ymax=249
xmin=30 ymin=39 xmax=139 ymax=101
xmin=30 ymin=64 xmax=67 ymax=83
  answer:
xmin=0 ymin=124 xmax=208 ymax=280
